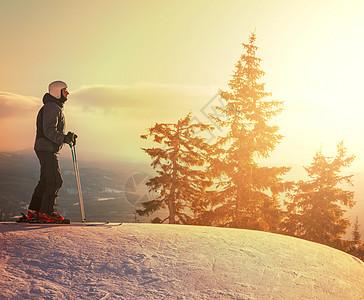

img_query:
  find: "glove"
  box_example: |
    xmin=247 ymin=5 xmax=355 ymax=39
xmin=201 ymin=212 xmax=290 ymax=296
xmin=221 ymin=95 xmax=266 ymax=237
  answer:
xmin=64 ymin=131 xmax=78 ymax=145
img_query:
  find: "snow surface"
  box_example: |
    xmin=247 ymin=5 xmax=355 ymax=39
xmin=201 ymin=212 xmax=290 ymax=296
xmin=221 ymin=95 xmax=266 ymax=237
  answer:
xmin=0 ymin=223 xmax=363 ymax=300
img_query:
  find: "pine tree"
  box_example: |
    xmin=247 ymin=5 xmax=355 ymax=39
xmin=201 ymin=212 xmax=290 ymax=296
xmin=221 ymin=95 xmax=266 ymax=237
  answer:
xmin=352 ymin=215 xmax=361 ymax=245
xmin=283 ymin=142 xmax=355 ymax=248
xmin=349 ymin=215 xmax=364 ymax=261
xmin=137 ymin=113 xmax=213 ymax=224
xmin=205 ymin=32 xmax=290 ymax=231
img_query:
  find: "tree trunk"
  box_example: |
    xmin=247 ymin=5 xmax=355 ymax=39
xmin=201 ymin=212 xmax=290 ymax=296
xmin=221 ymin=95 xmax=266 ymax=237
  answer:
xmin=168 ymin=152 xmax=178 ymax=224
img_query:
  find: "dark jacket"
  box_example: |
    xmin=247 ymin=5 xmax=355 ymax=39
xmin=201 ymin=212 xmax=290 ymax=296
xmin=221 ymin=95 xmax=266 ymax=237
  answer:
xmin=34 ymin=93 xmax=66 ymax=153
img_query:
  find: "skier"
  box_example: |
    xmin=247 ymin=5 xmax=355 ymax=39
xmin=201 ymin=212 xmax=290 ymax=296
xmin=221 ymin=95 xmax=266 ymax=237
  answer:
xmin=26 ymin=81 xmax=77 ymax=223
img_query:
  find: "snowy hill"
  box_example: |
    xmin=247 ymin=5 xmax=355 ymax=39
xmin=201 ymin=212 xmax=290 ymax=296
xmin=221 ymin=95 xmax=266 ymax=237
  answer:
xmin=0 ymin=223 xmax=363 ymax=300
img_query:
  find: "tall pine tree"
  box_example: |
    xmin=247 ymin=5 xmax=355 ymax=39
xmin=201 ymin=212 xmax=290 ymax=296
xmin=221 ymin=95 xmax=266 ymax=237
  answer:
xmin=138 ymin=113 xmax=213 ymax=224
xmin=206 ymin=33 xmax=290 ymax=231
xmin=282 ymin=142 xmax=355 ymax=248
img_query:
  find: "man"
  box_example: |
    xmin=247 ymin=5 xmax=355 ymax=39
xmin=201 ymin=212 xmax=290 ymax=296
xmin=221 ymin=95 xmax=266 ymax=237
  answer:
xmin=27 ymin=81 xmax=77 ymax=223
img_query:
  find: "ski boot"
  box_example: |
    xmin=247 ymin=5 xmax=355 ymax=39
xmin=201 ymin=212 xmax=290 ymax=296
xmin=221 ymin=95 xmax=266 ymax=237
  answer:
xmin=16 ymin=210 xmax=39 ymax=223
xmin=39 ymin=212 xmax=70 ymax=224
xmin=27 ymin=210 xmax=40 ymax=223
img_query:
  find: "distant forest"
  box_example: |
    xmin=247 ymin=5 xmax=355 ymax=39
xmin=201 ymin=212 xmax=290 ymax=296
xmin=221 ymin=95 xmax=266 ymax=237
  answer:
xmin=138 ymin=33 xmax=364 ymax=261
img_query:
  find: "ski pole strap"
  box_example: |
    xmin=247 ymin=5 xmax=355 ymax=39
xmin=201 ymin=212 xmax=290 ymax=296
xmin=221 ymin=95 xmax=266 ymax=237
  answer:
xmin=70 ymin=142 xmax=75 ymax=163
xmin=70 ymin=142 xmax=78 ymax=164
xmin=73 ymin=143 xmax=78 ymax=163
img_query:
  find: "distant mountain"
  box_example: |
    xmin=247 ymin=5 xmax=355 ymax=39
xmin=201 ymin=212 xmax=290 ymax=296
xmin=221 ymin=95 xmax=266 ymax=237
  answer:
xmin=0 ymin=150 xmax=164 ymax=223
xmin=1 ymin=149 xmax=362 ymax=239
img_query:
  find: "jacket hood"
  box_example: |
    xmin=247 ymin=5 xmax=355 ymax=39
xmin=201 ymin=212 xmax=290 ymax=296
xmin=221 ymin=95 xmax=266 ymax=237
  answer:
xmin=43 ymin=93 xmax=65 ymax=108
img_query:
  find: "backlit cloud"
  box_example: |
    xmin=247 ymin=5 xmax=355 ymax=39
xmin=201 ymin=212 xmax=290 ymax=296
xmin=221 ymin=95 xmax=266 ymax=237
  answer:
xmin=70 ymin=82 xmax=219 ymax=121
xmin=0 ymin=92 xmax=40 ymax=118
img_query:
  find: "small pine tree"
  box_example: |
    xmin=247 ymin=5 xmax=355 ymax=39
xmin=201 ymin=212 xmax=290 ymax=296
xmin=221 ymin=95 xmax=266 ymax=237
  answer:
xmin=347 ymin=215 xmax=364 ymax=261
xmin=205 ymin=32 xmax=290 ymax=231
xmin=352 ymin=215 xmax=361 ymax=245
xmin=283 ymin=142 xmax=355 ymax=248
xmin=137 ymin=113 xmax=213 ymax=224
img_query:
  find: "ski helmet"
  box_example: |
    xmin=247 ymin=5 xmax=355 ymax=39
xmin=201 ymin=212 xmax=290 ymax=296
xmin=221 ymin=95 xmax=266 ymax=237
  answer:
xmin=48 ymin=81 xmax=68 ymax=99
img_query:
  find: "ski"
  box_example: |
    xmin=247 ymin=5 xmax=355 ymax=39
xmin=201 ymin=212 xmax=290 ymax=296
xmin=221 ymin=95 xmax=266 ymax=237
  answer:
xmin=6 ymin=222 xmax=122 ymax=227
xmin=16 ymin=212 xmax=27 ymax=223
xmin=3 ymin=221 xmax=122 ymax=227
xmin=10 ymin=214 xmax=121 ymax=226
xmin=11 ymin=212 xmax=122 ymax=226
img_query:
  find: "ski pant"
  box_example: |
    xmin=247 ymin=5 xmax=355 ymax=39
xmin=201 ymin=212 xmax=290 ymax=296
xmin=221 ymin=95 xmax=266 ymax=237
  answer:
xmin=29 ymin=150 xmax=63 ymax=214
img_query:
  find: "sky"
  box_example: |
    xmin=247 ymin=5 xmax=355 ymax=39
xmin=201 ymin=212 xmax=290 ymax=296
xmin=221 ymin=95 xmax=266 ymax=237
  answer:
xmin=1 ymin=0 xmax=364 ymax=218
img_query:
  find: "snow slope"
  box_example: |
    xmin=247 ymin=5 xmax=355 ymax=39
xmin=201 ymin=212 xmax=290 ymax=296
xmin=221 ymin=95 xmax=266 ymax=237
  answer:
xmin=0 ymin=223 xmax=363 ymax=300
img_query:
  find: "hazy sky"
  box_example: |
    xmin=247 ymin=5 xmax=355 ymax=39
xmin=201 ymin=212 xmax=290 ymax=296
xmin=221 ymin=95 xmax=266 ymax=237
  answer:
xmin=1 ymin=0 xmax=364 ymax=182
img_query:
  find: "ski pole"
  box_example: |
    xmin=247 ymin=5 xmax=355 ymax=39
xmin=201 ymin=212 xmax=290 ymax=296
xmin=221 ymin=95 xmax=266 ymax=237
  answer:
xmin=70 ymin=142 xmax=86 ymax=225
